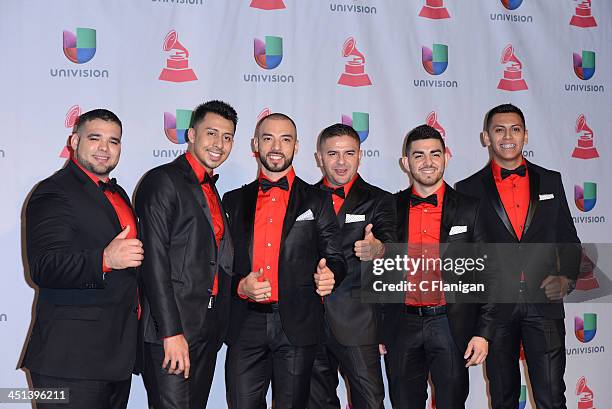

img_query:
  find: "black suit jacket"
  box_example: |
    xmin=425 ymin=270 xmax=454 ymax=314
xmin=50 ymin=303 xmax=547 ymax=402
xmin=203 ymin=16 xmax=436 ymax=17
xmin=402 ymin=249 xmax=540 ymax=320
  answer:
xmin=134 ymin=154 xmax=233 ymax=348
xmin=222 ymin=175 xmax=346 ymax=347
xmin=314 ymin=175 xmax=396 ymax=346
xmin=382 ymin=184 xmax=497 ymax=353
xmin=22 ymin=160 xmax=138 ymax=381
xmin=455 ymin=160 xmax=581 ymax=319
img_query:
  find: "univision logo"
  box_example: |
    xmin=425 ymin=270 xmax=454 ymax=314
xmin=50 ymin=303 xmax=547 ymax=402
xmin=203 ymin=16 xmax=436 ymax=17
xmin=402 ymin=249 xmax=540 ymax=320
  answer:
xmin=245 ymin=36 xmax=294 ymax=83
xmin=491 ymin=0 xmax=533 ymax=23
xmin=575 ymin=313 xmax=597 ymax=343
xmin=567 ymin=313 xmax=605 ymax=356
xmin=340 ymin=112 xmax=379 ymax=158
xmin=565 ymin=50 xmax=603 ymax=92
xmin=574 ymin=182 xmax=596 ymax=212
xmin=422 ymin=43 xmax=448 ymax=75
xmin=153 ymin=109 xmax=191 ymax=159
xmin=51 ymin=27 xmax=109 ymax=78
xmin=518 ymin=385 xmax=527 ymax=409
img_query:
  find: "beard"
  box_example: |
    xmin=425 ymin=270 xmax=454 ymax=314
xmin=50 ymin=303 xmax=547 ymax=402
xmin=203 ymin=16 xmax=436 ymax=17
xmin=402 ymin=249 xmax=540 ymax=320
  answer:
xmin=75 ymin=151 xmax=117 ymax=177
xmin=259 ymin=151 xmax=294 ymax=174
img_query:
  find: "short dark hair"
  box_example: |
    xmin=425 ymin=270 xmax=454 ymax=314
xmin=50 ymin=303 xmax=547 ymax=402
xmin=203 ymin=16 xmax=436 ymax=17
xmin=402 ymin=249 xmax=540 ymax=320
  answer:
xmin=191 ymin=100 xmax=238 ymax=131
xmin=317 ymin=123 xmax=360 ymax=150
xmin=485 ymin=103 xmax=525 ymax=130
xmin=75 ymin=109 xmax=122 ymax=134
xmin=255 ymin=112 xmax=297 ymax=138
xmin=403 ymin=124 xmax=445 ymax=156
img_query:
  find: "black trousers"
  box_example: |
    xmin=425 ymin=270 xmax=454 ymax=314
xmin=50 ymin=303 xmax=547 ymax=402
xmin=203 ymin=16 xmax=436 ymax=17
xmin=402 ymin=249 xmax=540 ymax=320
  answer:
xmin=486 ymin=302 xmax=566 ymax=409
xmin=142 ymin=303 xmax=221 ymax=409
xmin=384 ymin=313 xmax=468 ymax=409
xmin=225 ymin=306 xmax=317 ymax=409
xmin=309 ymin=321 xmax=384 ymax=409
xmin=30 ymin=372 xmax=131 ymax=409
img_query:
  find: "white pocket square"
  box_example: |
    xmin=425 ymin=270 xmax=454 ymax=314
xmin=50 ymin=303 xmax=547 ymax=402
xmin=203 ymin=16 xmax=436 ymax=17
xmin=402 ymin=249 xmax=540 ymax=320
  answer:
xmin=449 ymin=225 xmax=467 ymax=235
xmin=539 ymin=193 xmax=554 ymax=201
xmin=345 ymin=214 xmax=365 ymax=223
xmin=296 ymin=209 xmax=314 ymax=221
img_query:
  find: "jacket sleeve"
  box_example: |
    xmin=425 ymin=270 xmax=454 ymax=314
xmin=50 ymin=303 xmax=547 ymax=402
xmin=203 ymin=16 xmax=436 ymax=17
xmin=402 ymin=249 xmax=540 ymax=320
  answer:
xmin=372 ymin=191 xmax=398 ymax=244
xmin=315 ymin=191 xmax=347 ymax=288
xmin=135 ymin=171 xmax=183 ymax=339
xmin=555 ymin=174 xmax=581 ymax=280
xmin=26 ymin=180 xmax=106 ymax=289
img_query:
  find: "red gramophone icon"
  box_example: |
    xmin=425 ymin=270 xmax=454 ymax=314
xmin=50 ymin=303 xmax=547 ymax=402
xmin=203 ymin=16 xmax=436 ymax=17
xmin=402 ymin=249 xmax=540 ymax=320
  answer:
xmin=576 ymin=248 xmax=600 ymax=291
xmin=570 ymin=0 xmax=597 ymax=28
xmin=576 ymin=376 xmax=595 ymax=409
xmin=59 ymin=105 xmax=81 ymax=158
xmin=338 ymin=37 xmax=372 ymax=87
xmin=159 ymin=30 xmax=197 ymax=83
xmin=250 ymin=0 xmax=285 ymax=10
xmin=426 ymin=112 xmax=451 ymax=157
xmin=572 ymin=114 xmax=599 ymax=159
xmin=419 ymin=0 xmax=450 ymax=20
xmin=497 ymin=44 xmax=528 ymax=91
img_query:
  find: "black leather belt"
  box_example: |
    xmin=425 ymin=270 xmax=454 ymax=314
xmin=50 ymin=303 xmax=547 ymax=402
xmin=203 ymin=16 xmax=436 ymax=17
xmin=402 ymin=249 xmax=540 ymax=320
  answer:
xmin=247 ymin=302 xmax=279 ymax=313
xmin=404 ymin=304 xmax=447 ymax=316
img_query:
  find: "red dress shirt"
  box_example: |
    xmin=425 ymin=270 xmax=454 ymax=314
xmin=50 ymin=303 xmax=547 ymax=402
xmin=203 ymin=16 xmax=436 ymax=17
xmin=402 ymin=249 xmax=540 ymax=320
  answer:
xmin=406 ymin=184 xmax=446 ymax=306
xmin=491 ymin=159 xmax=530 ymax=241
xmin=251 ymin=168 xmax=296 ymax=303
xmin=323 ymin=173 xmax=358 ymax=215
xmin=185 ymin=151 xmax=224 ymax=296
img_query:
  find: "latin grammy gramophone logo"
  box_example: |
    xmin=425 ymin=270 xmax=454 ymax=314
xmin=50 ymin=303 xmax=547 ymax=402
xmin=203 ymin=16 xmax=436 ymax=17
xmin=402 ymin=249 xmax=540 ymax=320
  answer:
xmin=163 ymin=109 xmax=193 ymax=144
xmin=159 ymin=30 xmax=197 ymax=83
xmin=419 ymin=0 xmax=450 ymax=19
xmin=497 ymin=44 xmax=528 ymax=91
xmin=572 ymin=114 xmax=599 ymax=159
xmin=59 ymin=105 xmax=81 ymax=158
xmin=63 ymin=28 xmax=96 ymax=64
xmin=250 ymin=0 xmax=286 ymax=10
xmin=338 ymin=37 xmax=372 ymax=87
xmin=576 ymin=376 xmax=596 ymax=409
xmin=570 ymin=0 xmax=597 ymax=28
xmin=341 ymin=112 xmax=369 ymax=142
xmin=425 ymin=112 xmax=451 ymax=156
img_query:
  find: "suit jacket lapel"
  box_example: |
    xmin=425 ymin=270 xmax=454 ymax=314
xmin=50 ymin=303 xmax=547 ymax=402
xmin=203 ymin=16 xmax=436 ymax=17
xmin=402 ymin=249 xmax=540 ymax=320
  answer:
xmin=481 ymin=165 xmax=518 ymax=241
xmin=337 ymin=175 xmax=366 ymax=230
xmin=523 ymin=161 xmax=540 ymax=240
xmin=281 ymin=177 xmax=303 ymax=244
xmin=243 ymin=181 xmax=259 ymax=267
xmin=68 ymin=161 xmax=121 ymax=232
xmin=440 ymin=183 xmax=457 ymax=243
xmin=175 ymin=155 xmax=214 ymax=231
xmin=396 ymin=189 xmax=411 ymax=242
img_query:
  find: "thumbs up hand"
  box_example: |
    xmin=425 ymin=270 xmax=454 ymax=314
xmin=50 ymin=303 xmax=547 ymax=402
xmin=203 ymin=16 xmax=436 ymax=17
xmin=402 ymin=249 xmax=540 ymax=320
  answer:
xmin=238 ymin=268 xmax=273 ymax=302
xmin=354 ymin=223 xmax=384 ymax=261
xmin=103 ymin=225 xmax=144 ymax=270
xmin=314 ymin=258 xmax=335 ymax=296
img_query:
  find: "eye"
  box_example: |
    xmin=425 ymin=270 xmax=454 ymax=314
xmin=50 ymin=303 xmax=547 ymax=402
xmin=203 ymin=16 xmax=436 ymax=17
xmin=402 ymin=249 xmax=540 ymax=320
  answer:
xmin=328 ymin=152 xmax=337 ymax=157
xmin=413 ymin=153 xmax=423 ymax=159
xmin=110 ymin=139 xmax=120 ymax=145
xmin=512 ymin=127 xmax=521 ymax=133
xmin=432 ymin=152 xmax=441 ymax=157
xmin=282 ymin=137 xmax=292 ymax=143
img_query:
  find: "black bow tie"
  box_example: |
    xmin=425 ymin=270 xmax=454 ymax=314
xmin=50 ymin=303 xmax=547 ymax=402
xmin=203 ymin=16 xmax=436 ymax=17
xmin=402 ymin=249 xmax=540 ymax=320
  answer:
xmin=259 ymin=176 xmax=289 ymax=193
xmin=201 ymin=173 xmax=219 ymax=186
xmin=409 ymin=193 xmax=438 ymax=208
xmin=320 ymin=185 xmax=345 ymax=199
xmin=501 ymin=164 xmax=527 ymax=180
xmin=99 ymin=178 xmax=118 ymax=193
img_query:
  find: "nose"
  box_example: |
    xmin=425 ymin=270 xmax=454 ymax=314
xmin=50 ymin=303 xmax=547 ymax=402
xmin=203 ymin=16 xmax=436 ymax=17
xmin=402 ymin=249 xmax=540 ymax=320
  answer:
xmin=98 ymin=139 xmax=109 ymax=151
xmin=212 ymin=134 xmax=222 ymax=148
xmin=337 ymin=153 xmax=346 ymax=165
xmin=271 ymin=137 xmax=281 ymax=151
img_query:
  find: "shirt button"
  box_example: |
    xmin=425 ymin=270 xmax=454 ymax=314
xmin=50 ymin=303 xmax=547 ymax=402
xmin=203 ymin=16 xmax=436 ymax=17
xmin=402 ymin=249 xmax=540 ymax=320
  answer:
xmin=272 ymin=197 xmax=276 ymax=202
xmin=424 ymin=209 xmax=428 ymax=213
xmin=266 ymin=266 xmax=271 ymax=270
xmin=423 ymin=230 xmax=427 ymax=233
xmin=267 ymin=243 xmax=272 ymax=247
xmin=269 ymin=218 xmax=273 ymax=223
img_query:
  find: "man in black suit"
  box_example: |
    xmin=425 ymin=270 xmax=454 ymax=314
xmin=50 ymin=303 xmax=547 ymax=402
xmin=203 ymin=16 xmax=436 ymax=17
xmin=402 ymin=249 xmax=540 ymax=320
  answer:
xmin=308 ymin=123 xmax=395 ymax=409
xmin=135 ymin=100 xmax=237 ymax=409
xmin=223 ymin=113 xmax=346 ymax=409
xmin=456 ymin=103 xmax=581 ymax=409
xmin=382 ymin=125 xmax=496 ymax=409
xmin=22 ymin=109 xmax=143 ymax=409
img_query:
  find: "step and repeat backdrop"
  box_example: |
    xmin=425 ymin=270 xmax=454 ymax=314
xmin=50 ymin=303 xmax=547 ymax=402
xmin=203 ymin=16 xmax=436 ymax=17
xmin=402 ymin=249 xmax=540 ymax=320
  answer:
xmin=1 ymin=0 xmax=610 ymax=407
